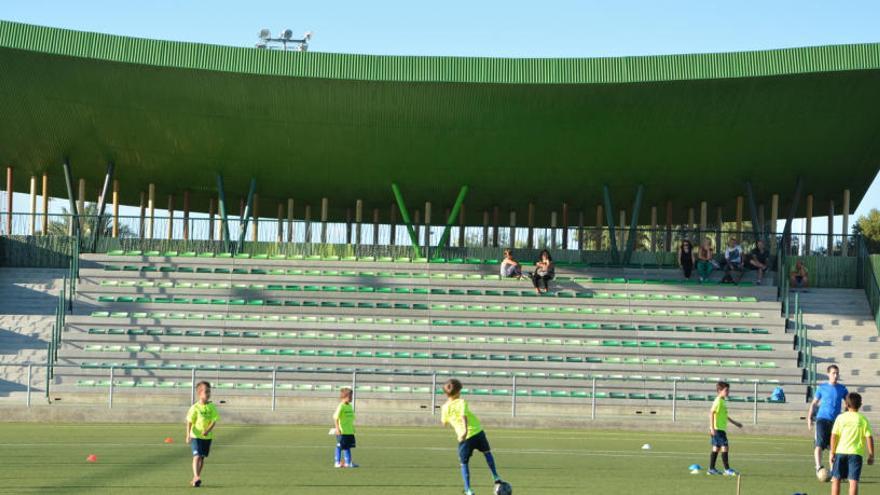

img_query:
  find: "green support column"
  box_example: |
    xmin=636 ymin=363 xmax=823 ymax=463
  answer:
xmin=622 ymin=184 xmax=644 ymax=265
xmin=237 ymin=178 xmax=257 ymax=251
xmin=391 ymin=183 xmax=423 ymax=258
xmin=90 ymin=162 xmax=114 ymax=253
xmin=436 ymin=186 xmax=468 ymax=250
xmin=62 ymin=161 xmax=80 ymax=238
xmin=216 ymin=175 xmax=232 ymax=252
xmin=602 ymin=185 xmax=620 ymax=265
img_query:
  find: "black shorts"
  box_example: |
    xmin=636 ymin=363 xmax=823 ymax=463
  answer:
xmin=458 ymin=431 xmax=491 ymax=464
xmin=190 ymin=438 xmax=212 ymax=458
xmin=710 ymin=430 xmax=728 ymax=448
xmin=336 ymin=434 xmax=356 ymax=450
xmin=815 ymin=419 xmax=834 ymax=449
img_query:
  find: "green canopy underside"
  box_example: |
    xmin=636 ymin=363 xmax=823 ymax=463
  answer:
xmin=0 ymin=20 xmax=879 ymax=222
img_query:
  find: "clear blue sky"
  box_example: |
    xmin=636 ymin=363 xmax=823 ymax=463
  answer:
xmin=3 ymin=0 xmax=880 ymax=228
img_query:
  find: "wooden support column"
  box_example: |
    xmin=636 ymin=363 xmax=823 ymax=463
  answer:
xmin=41 ymin=173 xmax=49 ymax=235
xmin=304 ymin=204 xmax=312 ymax=243
xmin=424 ymin=202 xmax=432 ymax=246
xmin=577 ymin=210 xmax=584 ymax=251
xmin=182 ymin=190 xmax=190 ymax=241
xmin=482 ymin=210 xmax=489 ymax=247
xmin=5 ymin=167 xmax=11 ymax=235
xmin=770 ymin=194 xmax=779 ymax=254
xmin=650 ymin=206 xmax=658 ymax=252
xmin=457 ymin=204 xmax=466 ymax=247
xmin=665 ymin=201 xmax=673 ymax=252
xmin=687 ymin=207 xmax=695 ymax=232
xmin=527 ymin=203 xmax=535 ymax=248
xmin=372 ymin=208 xmax=379 ymax=246
xmin=413 ymin=210 xmax=421 ymax=245
xmin=287 ymin=199 xmax=294 ymax=243
xmin=111 ymin=180 xmax=119 ymax=238
xmin=147 ymin=184 xmax=155 ymax=239
xmin=842 ymin=189 xmax=851 ymax=256
xmin=715 ymin=206 xmax=723 ymax=251
xmin=509 ymin=210 xmax=517 ymax=247
xmin=595 ymin=204 xmax=604 ymax=250
xmin=444 ymin=208 xmax=450 ymax=247
xmin=276 ymin=202 xmax=284 ymax=243
xmin=345 ymin=208 xmax=352 ymax=244
xmin=828 ymin=200 xmax=835 ymax=254
xmin=804 ymin=194 xmax=813 ymax=255
xmin=699 ymin=201 xmax=708 ymax=235
xmin=247 ymin=194 xmax=257 ymax=243
xmin=208 ymin=198 xmax=215 ymax=241
xmin=562 ymin=202 xmax=569 ymax=249
xmin=735 ymin=196 xmax=744 ymax=239
xmin=319 ymin=197 xmax=328 ymax=244
xmin=29 ymin=175 xmax=37 ymax=235
xmin=492 ymin=206 xmax=500 ymax=248
xmin=138 ymin=192 xmax=146 ymax=239
xmin=167 ymin=195 xmax=174 ymax=241
xmin=77 ymin=178 xmax=86 ymax=233
xmin=389 ymin=204 xmax=397 ymax=245
xmin=550 ymin=211 xmax=558 ymax=249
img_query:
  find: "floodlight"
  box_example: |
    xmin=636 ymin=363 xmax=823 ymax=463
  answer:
xmin=282 ymin=28 xmax=293 ymax=40
xmin=304 ymin=31 xmax=313 ymax=41
xmin=259 ymin=28 xmax=271 ymax=40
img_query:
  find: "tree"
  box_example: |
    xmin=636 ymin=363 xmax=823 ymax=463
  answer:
xmin=44 ymin=203 xmax=134 ymax=238
xmin=853 ymin=209 xmax=880 ymax=253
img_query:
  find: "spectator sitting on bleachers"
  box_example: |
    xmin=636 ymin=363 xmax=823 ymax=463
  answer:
xmin=499 ymin=248 xmax=523 ymax=279
xmin=723 ymin=238 xmax=745 ymax=284
xmin=791 ymin=260 xmax=809 ymax=289
xmin=696 ymin=238 xmax=715 ymax=283
xmin=678 ymin=239 xmax=695 ymax=280
xmin=748 ymin=239 xmax=770 ymax=285
xmin=531 ymin=249 xmax=555 ymax=294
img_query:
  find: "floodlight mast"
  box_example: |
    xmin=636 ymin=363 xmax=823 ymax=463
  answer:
xmin=255 ymin=28 xmax=312 ymax=51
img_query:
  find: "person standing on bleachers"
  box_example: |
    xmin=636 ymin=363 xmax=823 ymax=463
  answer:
xmin=678 ymin=240 xmax=695 ymax=279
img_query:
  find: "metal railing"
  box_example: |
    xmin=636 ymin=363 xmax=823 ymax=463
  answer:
xmin=3 ymin=362 xmax=795 ymax=423
xmin=856 ymin=236 xmax=880 ymax=332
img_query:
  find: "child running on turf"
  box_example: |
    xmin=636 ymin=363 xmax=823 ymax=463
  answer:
xmin=829 ymin=392 xmax=874 ymax=495
xmin=333 ymin=387 xmax=358 ymax=468
xmin=186 ymin=381 xmax=220 ymax=487
xmin=708 ymin=381 xmax=743 ymax=476
xmin=441 ymin=378 xmax=505 ymax=495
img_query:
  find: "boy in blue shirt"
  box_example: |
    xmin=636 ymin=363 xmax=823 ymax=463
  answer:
xmin=808 ymin=364 xmax=848 ymax=474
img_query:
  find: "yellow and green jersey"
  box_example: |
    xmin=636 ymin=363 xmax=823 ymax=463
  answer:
xmin=832 ymin=411 xmax=874 ymax=457
xmin=187 ymin=402 xmax=220 ymax=440
xmin=334 ymin=402 xmax=356 ymax=435
xmin=441 ymin=397 xmax=483 ymax=440
xmin=711 ymin=396 xmax=728 ymax=431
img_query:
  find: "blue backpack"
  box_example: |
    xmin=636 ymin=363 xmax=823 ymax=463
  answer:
xmin=770 ymin=386 xmax=786 ymax=403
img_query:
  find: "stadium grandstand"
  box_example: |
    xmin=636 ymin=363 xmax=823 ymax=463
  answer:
xmin=0 ymin=18 xmax=878 ymax=432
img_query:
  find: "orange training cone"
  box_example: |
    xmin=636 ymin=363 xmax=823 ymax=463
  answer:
xmin=164 ymin=437 xmax=174 ymax=444
xmin=86 ymin=454 xmax=97 ymax=463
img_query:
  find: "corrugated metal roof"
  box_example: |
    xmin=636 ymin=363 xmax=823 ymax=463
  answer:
xmin=2 ymin=19 xmax=880 ymax=84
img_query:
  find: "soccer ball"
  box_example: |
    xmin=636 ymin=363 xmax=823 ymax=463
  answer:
xmin=494 ymin=481 xmax=512 ymax=495
xmin=816 ymin=467 xmax=831 ymax=482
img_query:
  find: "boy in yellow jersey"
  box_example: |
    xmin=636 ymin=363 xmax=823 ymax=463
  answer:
xmin=829 ymin=392 xmax=874 ymax=495
xmin=708 ymin=381 xmax=743 ymax=476
xmin=185 ymin=381 xmax=220 ymax=488
xmin=441 ymin=379 xmax=504 ymax=495
xmin=333 ymin=387 xmax=358 ymax=468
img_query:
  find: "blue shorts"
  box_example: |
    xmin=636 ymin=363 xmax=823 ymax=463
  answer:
xmin=815 ymin=419 xmax=834 ymax=449
xmin=190 ymin=438 xmax=212 ymax=458
xmin=710 ymin=430 xmax=728 ymax=448
xmin=336 ymin=434 xmax=356 ymax=450
xmin=458 ymin=431 xmax=491 ymax=464
xmin=832 ymin=454 xmax=863 ymax=481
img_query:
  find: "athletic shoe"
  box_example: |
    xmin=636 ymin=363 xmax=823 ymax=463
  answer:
xmin=345 ymin=463 xmax=359 ymax=468
xmin=706 ymin=468 xmax=722 ymax=476
xmin=723 ymin=469 xmax=738 ymax=476
xmin=334 ymin=462 xmax=343 ymax=468
xmin=194 ymin=479 xmax=202 ymax=487
xmin=464 ymin=490 xmax=475 ymax=495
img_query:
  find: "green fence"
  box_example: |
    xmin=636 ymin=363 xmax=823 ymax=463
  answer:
xmin=780 ymin=255 xmax=859 ymax=289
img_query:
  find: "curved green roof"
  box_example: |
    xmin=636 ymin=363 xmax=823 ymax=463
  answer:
xmin=0 ymin=19 xmax=878 ymax=221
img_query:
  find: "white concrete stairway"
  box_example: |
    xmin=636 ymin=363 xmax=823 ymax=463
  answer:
xmin=0 ymin=268 xmax=65 ymax=401
xmin=798 ymin=288 xmax=880 ymax=421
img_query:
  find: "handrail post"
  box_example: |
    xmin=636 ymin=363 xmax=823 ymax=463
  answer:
xmin=591 ymin=378 xmax=597 ymax=420
xmin=26 ymin=364 xmax=32 ymax=407
xmin=430 ymin=372 xmax=437 ymax=415
xmin=511 ymin=375 xmax=517 ymax=418
xmin=753 ymin=382 xmax=759 ymax=424
xmin=672 ymin=380 xmax=677 ymax=422
xmin=108 ymin=366 xmax=115 ymax=409
xmin=191 ymin=368 xmax=196 ymax=404
xmin=271 ymin=367 xmax=277 ymax=412
xmin=351 ymin=371 xmax=357 ymax=412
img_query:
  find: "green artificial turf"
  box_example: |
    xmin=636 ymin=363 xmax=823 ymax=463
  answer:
xmin=0 ymin=423 xmax=872 ymax=494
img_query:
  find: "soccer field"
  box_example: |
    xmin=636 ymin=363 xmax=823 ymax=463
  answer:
xmin=0 ymin=423 xmax=872 ymax=494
